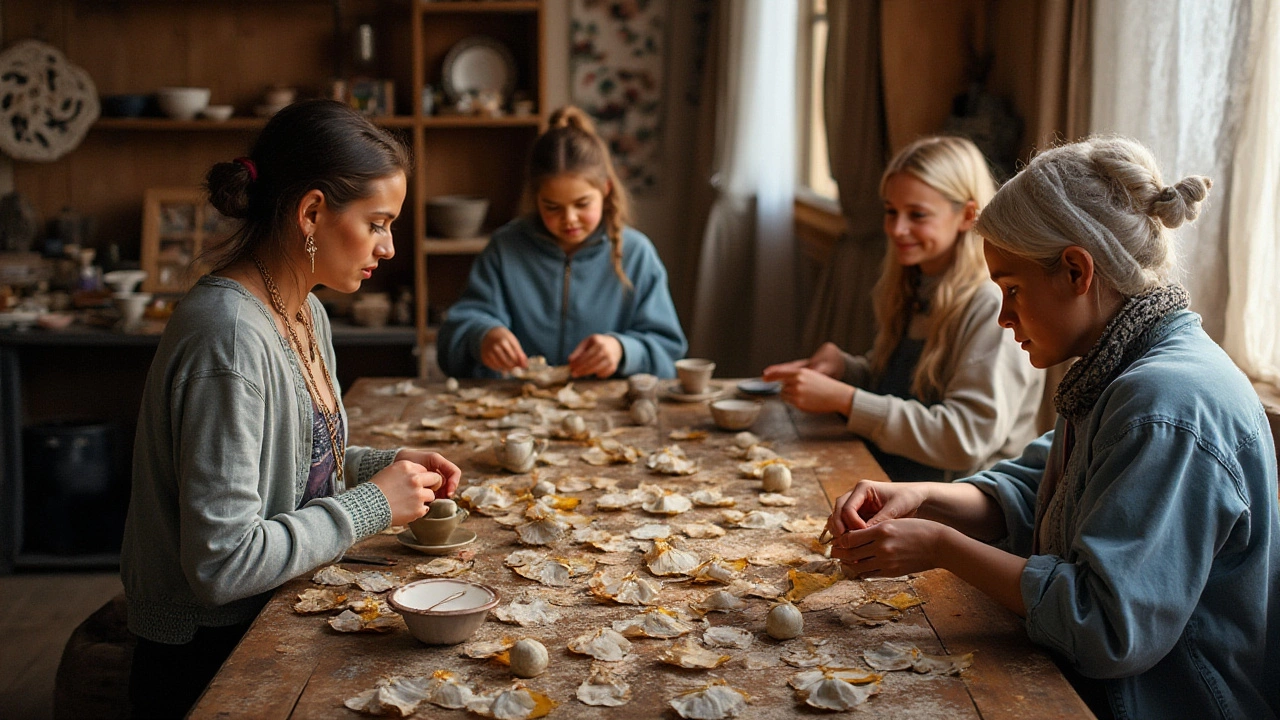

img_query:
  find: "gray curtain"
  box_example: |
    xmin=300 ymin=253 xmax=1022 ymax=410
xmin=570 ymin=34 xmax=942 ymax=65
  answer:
xmin=800 ymin=0 xmax=887 ymax=358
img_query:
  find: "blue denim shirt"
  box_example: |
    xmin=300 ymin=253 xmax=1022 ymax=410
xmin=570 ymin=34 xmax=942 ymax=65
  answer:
xmin=964 ymin=311 xmax=1280 ymax=719
xmin=437 ymin=217 xmax=687 ymax=379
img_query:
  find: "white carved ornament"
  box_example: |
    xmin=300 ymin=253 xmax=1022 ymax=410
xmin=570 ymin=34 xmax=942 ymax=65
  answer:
xmin=0 ymin=39 xmax=99 ymax=162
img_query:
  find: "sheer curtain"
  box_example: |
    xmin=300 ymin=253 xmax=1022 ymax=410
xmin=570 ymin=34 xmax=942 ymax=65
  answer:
xmin=1223 ymin=0 xmax=1280 ymax=383
xmin=1091 ymin=0 xmax=1254 ymax=342
xmin=688 ymin=0 xmax=798 ymax=377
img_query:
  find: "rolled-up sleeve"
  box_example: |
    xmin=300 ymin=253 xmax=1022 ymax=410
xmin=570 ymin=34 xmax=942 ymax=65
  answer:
xmin=1016 ymin=421 xmax=1247 ymax=678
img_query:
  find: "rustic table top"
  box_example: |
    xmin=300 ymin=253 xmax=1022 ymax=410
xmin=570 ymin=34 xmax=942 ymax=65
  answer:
xmin=189 ymin=377 xmax=1092 ymax=720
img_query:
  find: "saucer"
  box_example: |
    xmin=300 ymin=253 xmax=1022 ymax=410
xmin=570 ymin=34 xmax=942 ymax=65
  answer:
xmin=397 ymin=528 xmax=477 ymax=555
xmin=737 ymin=378 xmax=782 ymax=396
xmin=661 ymin=380 xmax=731 ymax=403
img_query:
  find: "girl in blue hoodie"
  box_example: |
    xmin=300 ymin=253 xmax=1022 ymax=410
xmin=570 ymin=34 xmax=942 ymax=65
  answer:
xmin=438 ymin=106 xmax=687 ymax=379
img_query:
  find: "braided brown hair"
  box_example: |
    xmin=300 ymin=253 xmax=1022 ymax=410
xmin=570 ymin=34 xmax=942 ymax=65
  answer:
xmin=528 ymin=106 xmax=632 ymax=289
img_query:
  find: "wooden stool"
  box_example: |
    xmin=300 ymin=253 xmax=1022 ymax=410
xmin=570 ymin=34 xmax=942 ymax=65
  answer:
xmin=53 ymin=592 xmax=135 ymax=720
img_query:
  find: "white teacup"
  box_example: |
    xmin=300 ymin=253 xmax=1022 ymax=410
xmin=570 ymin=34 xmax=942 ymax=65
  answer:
xmin=494 ymin=430 xmax=547 ymax=473
xmin=408 ymin=503 xmax=469 ymax=545
xmin=675 ymin=358 xmax=716 ymax=395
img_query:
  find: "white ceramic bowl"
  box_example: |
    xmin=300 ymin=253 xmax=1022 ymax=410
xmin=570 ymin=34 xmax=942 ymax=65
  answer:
xmin=710 ymin=398 xmax=763 ymax=431
xmin=103 ymin=269 xmax=148 ymax=294
xmin=200 ymin=104 xmax=234 ymax=121
xmin=388 ymin=579 xmax=499 ymax=645
xmin=112 ymin=292 xmax=152 ymax=327
xmin=156 ymin=87 xmax=211 ymax=120
xmin=426 ymin=195 xmax=489 ymax=238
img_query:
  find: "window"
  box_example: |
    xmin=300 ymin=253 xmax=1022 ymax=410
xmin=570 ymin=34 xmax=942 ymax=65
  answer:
xmin=798 ymin=0 xmax=838 ymax=201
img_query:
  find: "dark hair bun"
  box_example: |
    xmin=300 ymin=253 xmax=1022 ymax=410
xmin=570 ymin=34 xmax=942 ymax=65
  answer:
xmin=205 ymin=160 xmax=254 ymax=219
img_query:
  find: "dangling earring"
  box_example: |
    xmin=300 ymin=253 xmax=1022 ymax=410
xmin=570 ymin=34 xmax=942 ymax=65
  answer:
xmin=305 ymin=235 xmax=317 ymax=273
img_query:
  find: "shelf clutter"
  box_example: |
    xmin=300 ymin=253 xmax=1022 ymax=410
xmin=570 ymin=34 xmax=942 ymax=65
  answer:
xmin=7 ymin=0 xmax=547 ymax=377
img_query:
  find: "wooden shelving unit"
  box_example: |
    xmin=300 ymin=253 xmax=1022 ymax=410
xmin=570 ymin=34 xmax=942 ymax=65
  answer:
xmin=410 ymin=0 xmax=546 ymax=374
xmin=7 ymin=0 xmax=546 ymax=378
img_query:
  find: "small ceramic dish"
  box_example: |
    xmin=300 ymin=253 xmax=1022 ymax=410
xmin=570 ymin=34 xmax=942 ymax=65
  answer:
xmin=388 ymin=578 xmax=499 ymax=645
xmin=738 ymin=378 xmax=782 ymax=396
xmin=709 ymin=398 xmax=763 ymax=431
xmin=396 ymin=528 xmax=477 ymax=555
xmin=200 ymin=104 xmax=234 ymax=121
xmin=661 ymin=380 xmax=730 ymax=403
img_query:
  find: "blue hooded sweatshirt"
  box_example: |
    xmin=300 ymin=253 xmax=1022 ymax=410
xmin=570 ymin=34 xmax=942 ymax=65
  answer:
xmin=437 ymin=216 xmax=687 ymax=379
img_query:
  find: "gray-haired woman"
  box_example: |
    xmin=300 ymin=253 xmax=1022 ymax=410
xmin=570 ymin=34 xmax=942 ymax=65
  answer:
xmin=825 ymin=136 xmax=1279 ymax=719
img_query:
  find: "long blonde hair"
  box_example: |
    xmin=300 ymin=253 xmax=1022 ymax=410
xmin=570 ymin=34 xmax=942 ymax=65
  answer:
xmin=528 ymin=106 xmax=633 ymax=289
xmin=869 ymin=136 xmax=997 ymax=402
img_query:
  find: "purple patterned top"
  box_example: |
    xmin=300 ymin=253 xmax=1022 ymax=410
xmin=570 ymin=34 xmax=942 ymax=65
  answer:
xmin=300 ymin=403 xmax=345 ymax=508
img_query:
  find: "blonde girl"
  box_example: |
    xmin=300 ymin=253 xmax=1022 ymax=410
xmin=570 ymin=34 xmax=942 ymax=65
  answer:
xmin=438 ymin=106 xmax=687 ymax=379
xmin=764 ymin=136 xmax=1043 ymax=481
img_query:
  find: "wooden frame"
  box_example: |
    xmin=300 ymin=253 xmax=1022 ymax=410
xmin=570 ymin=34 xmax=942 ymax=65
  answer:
xmin=140 ymin=188 xmax=232 ymax=295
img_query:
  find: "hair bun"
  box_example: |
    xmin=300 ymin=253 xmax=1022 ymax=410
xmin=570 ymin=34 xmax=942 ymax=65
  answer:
xmin=204 ymin=159 xmax=255 ymax=219
xmin=547 ymin=105 xmax=597 ymax=135
xmin=1149 ymin=175 xmax=1212 ymax=228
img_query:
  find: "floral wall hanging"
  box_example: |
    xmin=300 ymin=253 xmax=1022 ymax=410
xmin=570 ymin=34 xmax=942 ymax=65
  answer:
xmin=570 ymin=0 xmax=668 ymax=194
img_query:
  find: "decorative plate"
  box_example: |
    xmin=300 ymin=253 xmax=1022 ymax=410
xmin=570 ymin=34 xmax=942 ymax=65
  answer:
xmin=0 ymin=40 xmax=99 ymax=162
xmin=441 ymin=35 xmax=517 ymax=102
xmin=737 ymin=379 xmax=782 ymax=396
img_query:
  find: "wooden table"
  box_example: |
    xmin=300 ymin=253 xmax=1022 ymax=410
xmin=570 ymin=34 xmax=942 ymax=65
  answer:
xmin=190 ymin=378 xmax=1092 ymax=719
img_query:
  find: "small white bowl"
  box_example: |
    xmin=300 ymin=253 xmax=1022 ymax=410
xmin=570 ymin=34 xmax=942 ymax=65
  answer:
xmin=112 ymin=292 xmax=153 ymax=327
xmin=156 ymin=87 xmax=211 ymax=121
xmin=388 ymin=579 xmax=499 ymax=645
xmin=710 ymin=399 xmax=763 ymax=431
xmin=103 ymin=269 xmax=148 ymax=294
xmin=200 ymin=104 xmax=234 ymax=121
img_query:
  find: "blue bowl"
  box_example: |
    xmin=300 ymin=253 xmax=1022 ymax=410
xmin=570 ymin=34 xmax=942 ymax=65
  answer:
xmin=101 ymin=94 xmax=150 ymax=118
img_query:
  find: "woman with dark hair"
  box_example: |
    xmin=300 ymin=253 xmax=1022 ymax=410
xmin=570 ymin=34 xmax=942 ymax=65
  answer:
xmin=437 ymin=105 xmax=686 ymax=379
xmin=120 ymin=100 xmax=461 ymax=718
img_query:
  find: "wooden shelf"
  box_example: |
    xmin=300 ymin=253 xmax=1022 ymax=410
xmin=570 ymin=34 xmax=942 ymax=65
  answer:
xmin=418 ymin=1 xmax=539 ymax=14
xmin=95 ymin=115 xmax=418 ymax=131
xmin=421 ymin=115 xmax=541 ymax=128
xmin=94 ymin=118 xmax=265 ymax=131
xmin=422 ymin=236 xmax=490 ymax=254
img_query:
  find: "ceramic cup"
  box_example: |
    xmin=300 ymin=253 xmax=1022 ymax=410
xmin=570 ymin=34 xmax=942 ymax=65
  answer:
xmin=409 ymin=503 xmax=469 ymax=546
xmin=627 ymin=373 xmax=660 ymax=403
xmin=494 ymin=430 xmax=547 ymax=473
xmin=675 ymin=358 xmax=716 ymax=395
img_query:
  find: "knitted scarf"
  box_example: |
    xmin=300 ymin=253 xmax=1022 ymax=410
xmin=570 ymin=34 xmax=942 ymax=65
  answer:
xmin=1037 ymin=283 xmax=1189 ymax=556
xmin=1053 ymin=284 xmax=1191 ymax=422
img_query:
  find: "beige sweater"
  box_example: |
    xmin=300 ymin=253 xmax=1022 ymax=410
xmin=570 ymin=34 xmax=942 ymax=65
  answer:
xmin=840 ymin=281 xmax=1044 ymax=480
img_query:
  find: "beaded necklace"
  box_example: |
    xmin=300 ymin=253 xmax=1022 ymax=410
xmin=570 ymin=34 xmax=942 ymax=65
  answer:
xmin=252 ymin=255 xmax=345 ymax=489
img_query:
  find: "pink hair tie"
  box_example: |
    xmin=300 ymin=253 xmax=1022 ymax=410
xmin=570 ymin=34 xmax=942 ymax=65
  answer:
xmin=234 ymin=156 xmax=258 ymax=182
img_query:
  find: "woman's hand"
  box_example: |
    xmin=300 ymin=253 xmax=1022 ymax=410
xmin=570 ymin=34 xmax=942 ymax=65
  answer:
xmin=762 ymin=342 xmax=846 ymax=381
xmin=369 ymin=460 xmax=443 ymax=526
xmin=393 ymin=450 xmax=462 ymax=498
xmin=827 ymin=479 xmax=930 ymax=535
xmin=830 ymin=518 xmax=948 ymax=579
xmin=568 ymin=334 xmax=623 ymax=378
xmin=480 ymin=327 xmax=528 ymax=374
xmin=774 ymin=368 xmax=856 ymax=414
